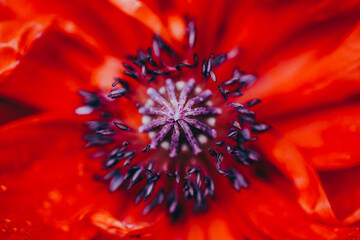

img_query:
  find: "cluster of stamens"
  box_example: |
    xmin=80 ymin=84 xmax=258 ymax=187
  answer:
xmin=76 ymin=20 xmax=269 ymax=223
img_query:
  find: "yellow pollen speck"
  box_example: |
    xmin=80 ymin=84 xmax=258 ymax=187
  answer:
xmin=5 ymin=218 xmax=11 ymax=223
xmin=25 ymin=220 xmax=32 ymax=226
xmin=13 ymin=227 xmax=17 ymax=232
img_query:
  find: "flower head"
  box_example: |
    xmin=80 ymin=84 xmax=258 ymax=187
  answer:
xmin=1 ymin=0 xmax=360 ymax=239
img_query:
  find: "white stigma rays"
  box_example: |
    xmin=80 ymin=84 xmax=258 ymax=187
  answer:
xmin=139 ymin=78 xmax=221 ymax=158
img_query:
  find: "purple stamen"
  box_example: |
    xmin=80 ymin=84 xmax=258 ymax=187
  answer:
xmin=178 ymin=119 xmax=202 ymax=155
xmin=165 ymin=78 xmax=178 ymax=108
xmin=147 ymin=88 xmax=174 ymax=113
xmin=139 ymin=107 xmax=169 ymax=116
xmin=169 ymin=123 xmax=180 ymax=158
xmin=185 ymin=107 xmax=221 ymax=116
xmin=139 ymin=78 xmax=217 ymax=157
xmin=184 ymin=90 xmax=212 ymax=109
xmin=150 ymin=122 xmax=174 ymax=149
xmin=139 ymin=118 xmax=168 ymax=132
xmin=185 ymin=118 xmax=217 ymax=138
xmin=178 ymin=78 xmax=195 ymax=108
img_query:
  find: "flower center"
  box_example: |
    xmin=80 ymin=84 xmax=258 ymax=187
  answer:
xmin=77 ymin=20 xmax=269 ymax=221
xmin=139 ymin=78 xmax=220 ymax=157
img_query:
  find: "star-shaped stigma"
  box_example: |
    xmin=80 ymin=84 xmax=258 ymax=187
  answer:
xmin=139 ymin=78 xmax=221 ymax=158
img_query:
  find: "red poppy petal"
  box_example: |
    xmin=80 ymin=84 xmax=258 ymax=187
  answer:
xmin=219 ymin=0 xmax=360 ymax=67
xmin=256 ymin=133 xmax=336 ymax=221
xmin=0 ymin=113 xmax=131 ymax=239
xmin=0 ymin=97 xmax=37 ymax=126
xmin=0 ymin=23 xmax=103 ymax=110
xmin=242 ymin=20 xmax=360 ymax=119
xmin=228 ymin=168 xmax=339 ymax=239
xmin=319 ymin=166 xmax=360 ymax=223
xmin=271 ymin=104 xmax=360 ymax=170
xmin=6 ymin=0 xmax=156 ymax=55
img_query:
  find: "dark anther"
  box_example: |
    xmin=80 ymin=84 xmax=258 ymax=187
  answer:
xmin=137 ymin=50 xmax=147 ymax=64
xmin=166 ymin=171 xmax=181 ymax=184
xmin=218 ymin=84 xmax=229 ymax=100
xmin=85 ymin=120 xmax=109 ymax=131
xmin=84 ymin=134 xmax=113 ymax=147
xmin=126 ymin=165 xmax=143 ymax=189
xmin=196 ymin=171 xmax=201 ymax=188
xmin=193 ymin=53 xmax=199 ymax=66
xmin=227 ymin=130 xmax=239 ymax=138
xmin=152 ymin=38 xmax=160 ymax=57
xmin=167 ymin=190 xmax=182 ymax=221
xmin=96 ymin=129 xmax=115 ymax=136
xmin=239 ymin=74 xmax=257 ymax=87
xmin=223 ymin=78 xmax=240 ymax=86
xmin=78 ymin=90 xmax=101 ymax=108
xmin=183 ymin=181 xmax=195 ymax=200
xmin=112 ymin=78 xmax=129 ymax=90
xmin=210 ymin=71 xmax=217 ymax=83
xmin=203 ymin=176 xmax=215 ymax=199
xmin=229 ymin=102 xmax=244 ymax=108
xmin=215 ymin=141 xmax=225 ymax=146
xmin=174 ymin=53 xmax=199 ymax=71
xmin=247 ymin=149 xmax=261 ymax=162
xmin=153 ymin=35 xmax=174 ymax=55
xmin=123 ymin=156 xmax=133 ymax=167
xmin=231 ymin=91 xmax=243 ymax=97
xmin=215 ymin=152 xmax=229 ymax=176
xmin=135 ymin=188 xmax=145 ymax=205
xmin=236 ymin=107 xmax=255 ymax=116
xmin=208 ymin=147 xmax=216 ymax=156
xmin=101 ymin=112 xmax=112 ymax=118
xmin=104 ymin=157 xmax=119 ymax=169
xmin=184 ymin=168 xmax=198 ymax=180
xmin=147 ymin=76 xmax=155 ymax=83
xmin=229 ymin=147 xmax=252 ymax=166
xmin=143 ymin=179 xmax=157 ymax=201
xmin=231 ymin=120 xmax=242 ymax=130
xmin=141 ymin=65 xmax=147 ymax=78
xmin=142 ymin=144 xmax=151 ymax=152
xmin=241 ymin=129 xmax=258 ymax=142
xmin=113 ymin=121 xmax=129 ymax=131
xmin=123 ymin=70 xmax=140 ymax=81
xmin=238 ymin=115 xmax=255 ymax=123
xmin=107 ymin=170 xmax=124 ymax=192
xmin=247 ymin=99 xmax=261 ymax=107
xmin=123 ymin=140 xmax=130 ymax=146
xmin=144 ymin=169 xmax=159 ymax=178
xmin=251 ymin=123 xmax=270 ymax=133
xmin=108 ymin=88 xmax=127 ymax=98
xmin=193 ymin=184 xmax=206 ymax=212
xmin=108 ymin=146 xmax=126 ymax=159
xmin=188 ymin=20 xmax=196 ymax=48
xmin=142 ymin=189 xmax=165 ymax=215
xmin=201 ymin=59 xmax=207 ymax=77
xmin=122 ymin=63 xmax=135 ymax=72
xmin=227 ymin=168 xmax=248 ymax=191
xmin=213 ymin=54 xmax=227 ymax=67
xmin=206 ymin=53 xmax=213 ymax=77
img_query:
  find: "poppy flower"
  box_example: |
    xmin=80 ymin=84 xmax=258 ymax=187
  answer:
xmin=1 ymin=0 xmax=360 ymax=239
